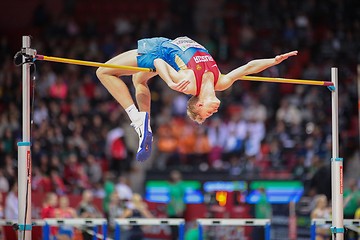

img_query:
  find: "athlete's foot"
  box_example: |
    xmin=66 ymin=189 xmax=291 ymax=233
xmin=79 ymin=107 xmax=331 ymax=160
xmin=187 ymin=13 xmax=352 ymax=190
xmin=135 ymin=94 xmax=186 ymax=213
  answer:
xmin=131 ymin=112 xmax=153 ymax=162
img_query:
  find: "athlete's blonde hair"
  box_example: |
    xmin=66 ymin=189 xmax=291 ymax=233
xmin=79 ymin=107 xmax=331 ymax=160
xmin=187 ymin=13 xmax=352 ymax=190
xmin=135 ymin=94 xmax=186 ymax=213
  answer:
xmin=186 ymin=96 xmax=205 ymax=124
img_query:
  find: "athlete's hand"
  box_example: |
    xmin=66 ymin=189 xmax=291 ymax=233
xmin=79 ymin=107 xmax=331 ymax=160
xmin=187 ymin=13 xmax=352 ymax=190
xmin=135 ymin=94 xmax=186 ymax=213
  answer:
xmin=168 ymin=79 xmax=190 ymax=93
xmin=275 ymin=51 xmax=298 ymax=64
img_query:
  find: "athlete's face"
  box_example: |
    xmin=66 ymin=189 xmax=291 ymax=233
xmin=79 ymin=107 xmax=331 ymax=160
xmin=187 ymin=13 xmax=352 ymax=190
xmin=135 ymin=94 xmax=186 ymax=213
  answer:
xmin=196 ymin=98 xmax=220 ymax=120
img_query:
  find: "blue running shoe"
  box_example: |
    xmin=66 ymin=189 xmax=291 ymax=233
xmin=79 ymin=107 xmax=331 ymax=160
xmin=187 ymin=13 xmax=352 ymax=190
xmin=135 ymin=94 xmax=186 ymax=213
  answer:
xmin=131 ymin=112 xmax=153 ymax=162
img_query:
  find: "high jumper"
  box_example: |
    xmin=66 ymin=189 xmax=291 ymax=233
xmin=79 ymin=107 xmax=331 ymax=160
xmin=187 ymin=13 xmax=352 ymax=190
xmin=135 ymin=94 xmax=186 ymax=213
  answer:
xmin=95 ymin=36 xmax=297 ymax=162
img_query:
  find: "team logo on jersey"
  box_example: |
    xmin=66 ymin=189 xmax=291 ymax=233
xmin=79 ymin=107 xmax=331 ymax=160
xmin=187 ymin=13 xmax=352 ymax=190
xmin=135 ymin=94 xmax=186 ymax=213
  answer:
xmin=196 ymin=64 xmax=202 ymax=70
xmin=193 ymin=55 xmax=214 ymax=63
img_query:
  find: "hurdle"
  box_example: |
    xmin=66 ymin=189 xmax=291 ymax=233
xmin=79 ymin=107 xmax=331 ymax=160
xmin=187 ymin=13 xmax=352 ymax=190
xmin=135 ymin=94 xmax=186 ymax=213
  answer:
xmin=43 ymin=218 xmax=108 ymax=240
xmin=311 ymin=219 xmax=360 ymax=240
xmin=114 ymin=218 xmax=185 ymax=240
xmin=197 ymin=218 xmax=271 ymax=240
xmin=18 ymin=35 xmax=344 ymax=239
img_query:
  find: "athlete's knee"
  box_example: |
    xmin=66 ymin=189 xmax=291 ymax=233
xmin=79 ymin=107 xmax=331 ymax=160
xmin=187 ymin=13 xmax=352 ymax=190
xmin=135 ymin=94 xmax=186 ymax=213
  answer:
xmin=134 ymin=80 xmax=148 ymax=92
xmin=96 ymin=67 xmax=114 ymax=83
xmin=96 ymin=67 xmax=105 ymax=80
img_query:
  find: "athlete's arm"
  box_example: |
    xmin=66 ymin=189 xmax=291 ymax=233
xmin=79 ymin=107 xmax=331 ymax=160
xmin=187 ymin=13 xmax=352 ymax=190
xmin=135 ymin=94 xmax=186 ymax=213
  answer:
xmin=153 ymin=58 xmax=190 ymax=93
xmin=215 ymin=51 xmax=298 ymax=91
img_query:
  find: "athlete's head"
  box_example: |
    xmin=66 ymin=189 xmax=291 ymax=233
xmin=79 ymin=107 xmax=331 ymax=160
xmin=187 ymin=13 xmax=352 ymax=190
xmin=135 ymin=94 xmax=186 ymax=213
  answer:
xmin=187 ymin=96 xmax=220 ymax=124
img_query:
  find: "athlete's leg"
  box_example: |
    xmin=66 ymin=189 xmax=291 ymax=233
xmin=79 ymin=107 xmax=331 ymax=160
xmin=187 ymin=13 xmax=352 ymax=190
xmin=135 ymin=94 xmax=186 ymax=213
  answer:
xmin=96 ymin=49 xmax=139 ymax=109
xmin=132 ymin=71 xmax=158 ymax=113
xmin=127 ymin=72 xmax=158 ymax=161
xmin=96 ymin=50 xmax=153 ymax=162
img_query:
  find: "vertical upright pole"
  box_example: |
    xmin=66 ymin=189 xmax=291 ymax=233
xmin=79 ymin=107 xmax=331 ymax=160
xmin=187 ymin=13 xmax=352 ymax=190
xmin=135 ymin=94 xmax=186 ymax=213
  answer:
xmin=330 ymin=67 xmax=344 ymax=240
xmin=18 ymin=35 xmax=32 ymax=240
xmin=357 ymin=65 xmax=360 ymax=149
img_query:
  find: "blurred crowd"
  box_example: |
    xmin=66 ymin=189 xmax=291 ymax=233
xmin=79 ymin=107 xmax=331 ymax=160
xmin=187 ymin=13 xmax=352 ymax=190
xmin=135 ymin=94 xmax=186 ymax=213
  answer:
xmin=0 ymin=0 xmax=359 ymax=226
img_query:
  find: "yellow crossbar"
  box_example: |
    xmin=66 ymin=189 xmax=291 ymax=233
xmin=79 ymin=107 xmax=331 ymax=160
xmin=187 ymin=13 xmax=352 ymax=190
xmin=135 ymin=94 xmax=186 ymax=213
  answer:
xmin=35 ymin=55 xmax=155 ymax=72
xmin=35 ymin=54 xmax=333 ymax=86
xmin=240 ymin=76 xmax=333 ymax=86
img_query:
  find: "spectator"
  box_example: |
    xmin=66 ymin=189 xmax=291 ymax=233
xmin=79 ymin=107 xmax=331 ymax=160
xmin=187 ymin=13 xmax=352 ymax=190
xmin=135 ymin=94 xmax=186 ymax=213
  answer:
xmin=4 ymin=181 xmax=18 ymax=220
xmin=55 ymin=195 xmax=77 ymax=218
xmin=40 ymin=192 xmax=58 ymax=218
xmin=92 ymin=182 xmax=106 ymax=199
xmin=271 ymin=121 xmax=296 ymax=149
xmin=103 ymin=172 xmax=115 ymax=219
xmin=121 ymin=193 xmax=153 ymax=240
xmin=223 ymin=113 xmax=246 ymax=161
xmin=0 ymin=169 xmax=9 ymax=193
xmin=243 ymin=95 xmax=267 ymax=123
xmin=76 ymin=164 xmax=91 ymax=192
xmin=184 ymin=221 xmax=199 ymax=240
xmin=310 ymin=194 xmax=331 ymax=240
xmin=49 ymin=155 xmax=64 ymax=177
xmin=110 ymin=135 xmax=128 ymax=176
xmin=193 ymin=126 xmax=211 ymax=167
xmin=77 ymin=190 xmax=102 ymax=218
xmin=32 ymin=167 xmax=52 ymax=193
xmin=0 ymin=193 xmax=3 ymax=239
xmin=77 ymin=190 xmax=102 ymax=240
xmin=49 ymin=76 xmax=68 ymax=100
xmin=155 ymin=122 xmax=179 ymax=169
xmin=276 ymin=98 xmax=302 ymax=127
xmin=115 ymin=175 xmax=133 ymax=202
xmin=55 ymin=195 xmax=77 ymax=240
xmin=50 ymin=170 xmax=67 ymax=195
xmin=252 ymin=187 xmax=272 ymax=240
xmin=177 ymin=120 xmax=197 ymax=165
xmin=206 ymin=117 xmax=228 ymax=167
xmin=0 ymin=129 xmax=14 ymax=156
xmin=354 ymin=204 xmax=360 ymax=240
xmin=171 ymin=93 xmax=188 ymax=117
xmin=108 ymin=192 xmax=126 ymax=231
xmin=167 ymin=170 xmax=186 ymax=240
xmin=0 ymin=192 xmax=4 ymax=218
xmin=84 ymin=154 xmax=102 ymax=186
xmin=344 ymin=179 xmax=360 ymax=219
xmin=309 ymin=162 xmax=332 ymax=200
xmin=3 ymin=155 xmax=16 ymax=184
xmin=38 ymin=154 xmax=50 ymax=177
xmin=40 ymin=192 xmax=59 ymax=239
xmin=63 ymin=153 xmax=82 ymax=192
xmin=267 ymin=139 xmax=284 ymax=169
xmin=244 ymin=115 xmax=265 ymax=157
xmin=33 ymin=100 xmax=49 ymax=125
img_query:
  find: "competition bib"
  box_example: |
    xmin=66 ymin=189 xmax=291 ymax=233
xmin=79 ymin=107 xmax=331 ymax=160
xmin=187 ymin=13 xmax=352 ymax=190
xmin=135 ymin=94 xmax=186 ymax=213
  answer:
xmin=171 ymin=37 xmax=206 ymax=51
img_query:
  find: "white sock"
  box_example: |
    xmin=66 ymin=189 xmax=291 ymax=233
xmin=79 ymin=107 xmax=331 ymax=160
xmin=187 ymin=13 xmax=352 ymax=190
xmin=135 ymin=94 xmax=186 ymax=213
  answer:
xmin=125 ymin=104 xmax=140 ymax=122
